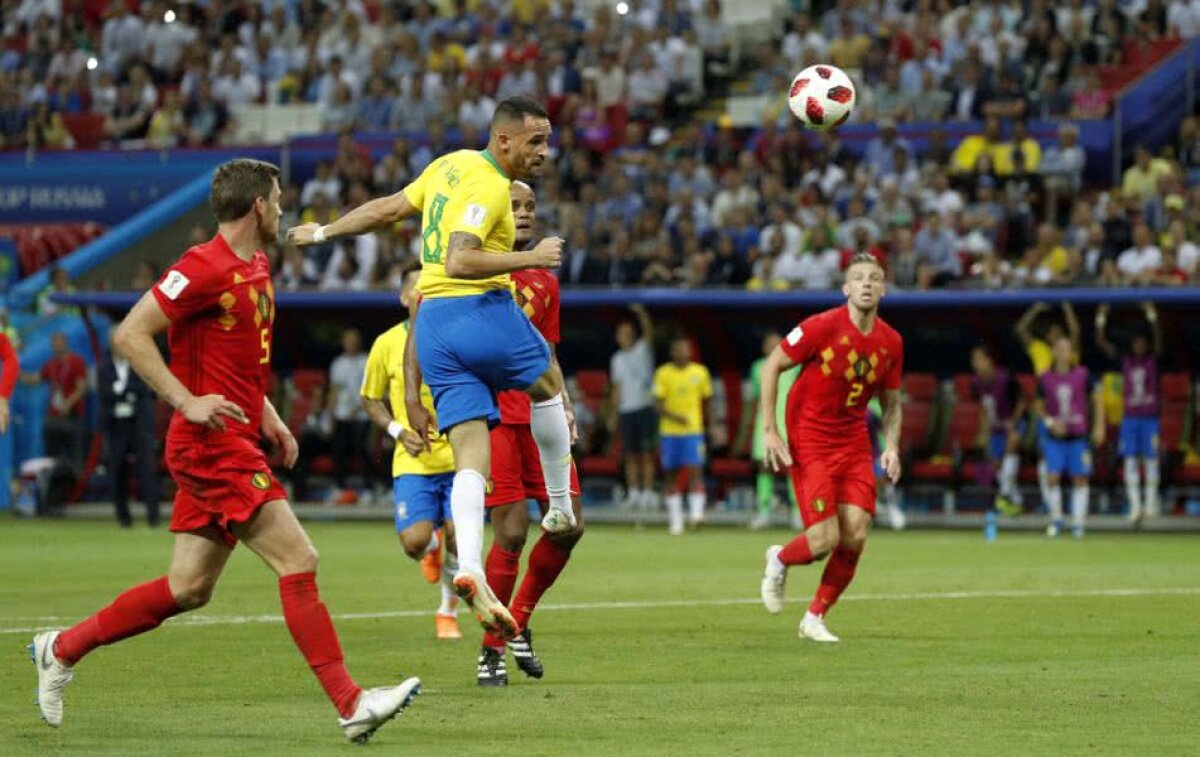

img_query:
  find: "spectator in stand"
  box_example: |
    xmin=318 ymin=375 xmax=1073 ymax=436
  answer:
xmin=105 ymin=85 xmax=152 ymax=144
xmin=98 ymin=330 xmax=160 ymax=528
xmin=947 ymin=60 xmax=990 ymax=122
xmin=101 ymin=0 xmax=145 ymax=74
xmin=952 ymin=117 xmax=1008 ymax=176
xmin=181 ymin=78 xmax=230 ymax=146
xmin=213 ymin=58 xmax=262 ymax=108
xmin=1041 ymin=123 xmax=1086 ymax=197
xmin=1070 ymin=69 xmax=1113 ymax=119
xmin=1123 ymin=145 xmax=1175 ymax=208
xmin=25 ymin=101 xmax=74 ymax=150
xmin=327 ymin=327 xmax=371 ymax=499
xmin=627 ymin=55 xmax=669 ymax=122
xmin=610 ymin=305 xmax=658 ymax=511
xmin=914 ymin=211 xmax=963 ymax=288
xmin=145 ymin=90 xmax=184 ymax=149
xmin=1118 ymin=222 xmax=1164 ymax=284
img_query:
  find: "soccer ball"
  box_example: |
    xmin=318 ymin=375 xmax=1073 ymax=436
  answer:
xmin=787 ymin=64 xmax=856 ymax=131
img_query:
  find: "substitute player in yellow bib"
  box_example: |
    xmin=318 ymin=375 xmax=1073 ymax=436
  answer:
xmin=653 ymin=338 xmax=715 ymax=535
xmin=360 ymin=264 xmax=462 ymax=641
xmin=288 ymin=98 xmax=573 ymax=642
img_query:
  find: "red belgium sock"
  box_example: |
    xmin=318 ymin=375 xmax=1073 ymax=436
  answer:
xmin=778 ymin=533 xmax=818 ymax=566
xmin=482 ymin=546 xmax=522 ymax=649
xmin=808 ymin=546 xmax=863 ymax=617
xmin=279 ymin=573 xmax=361 ymax=719
xmin=510 ymin=536 xmax=572 ymax=631
xmin=54 ymin=576 xmax=182 ymax=666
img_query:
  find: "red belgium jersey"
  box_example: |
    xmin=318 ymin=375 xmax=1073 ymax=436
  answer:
xmin=151 ymin=234 xmax=275 ymax=442
xmin=497 ymin=269 xmax=561 ymax=425
xmin=781 ymin=305 xmax=903 ymax=453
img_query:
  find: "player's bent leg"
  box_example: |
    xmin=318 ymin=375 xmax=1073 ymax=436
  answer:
xmin=802 ymin=504 xmax=872 ymax=642
xmin=445 ymin=422 xmax=519 ymax=641
xmin=762 ymin=518 xmax=840 ymax=615
xmin=31 ymin=527 xmax=230 ymax=728
xmin=398 ymin=521 xmax=438 ymax=562
xmin=236 ymin=500 xmax=420 ymax=738
xmin=524 ymin=366 xmax=577 ymax=533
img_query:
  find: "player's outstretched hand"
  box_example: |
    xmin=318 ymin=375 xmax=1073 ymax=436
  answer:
xmin=286 ymin=223 xmax=321 ymax=247
xmin=763 ymin=429 xmax=793 ymax=473
xmin=530 ymin=237 xmax=564 ymax=268
xmin=881 ymin=448 xmax=902 ymax=484
xmin=182 ymin=394 xmax=248 ymax=431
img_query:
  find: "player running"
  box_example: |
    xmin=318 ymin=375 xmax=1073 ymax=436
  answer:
xmin=1095 ymin=303 xmax=1162 ymax=524
xmin=30 ymin=160 xmax=419 ymax=743
xmin=1036 ymin=335 xmax=1105 ymax=538
xmin=478 ymin=181 xmax=585 ymax=686
xmin=361 ymin=263 xmax=462 ymax=640
xmin=969 ymin=346 xmax=1027 ymax=516
xmin=288 ymin=97 xmax=572 ymax=642
xmin=759 ymin=253 xmax=904 ymax=642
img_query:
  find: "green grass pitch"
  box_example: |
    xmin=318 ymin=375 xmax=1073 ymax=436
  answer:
xmin=0 ymin=520 xmax=1196 ymax=756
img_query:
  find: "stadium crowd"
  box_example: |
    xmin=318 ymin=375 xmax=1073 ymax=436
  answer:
xmin=6 ymin=0 xmax=1200 ymax=296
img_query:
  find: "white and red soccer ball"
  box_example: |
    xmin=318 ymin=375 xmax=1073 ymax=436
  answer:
xmin=788 ymin=64 xmax=857 ymax=132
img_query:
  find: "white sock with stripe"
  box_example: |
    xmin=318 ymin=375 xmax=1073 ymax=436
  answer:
xmin=450 ymin=469 xmax=487 ymax=575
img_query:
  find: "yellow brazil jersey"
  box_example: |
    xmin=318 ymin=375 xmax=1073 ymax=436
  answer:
xmin=360 ymin=322 xmax=454 ymax=477
xmin=653 ymin=362 xmax=714 ymax=437
xmin=402 ymin=149 xmax=515 ymax=299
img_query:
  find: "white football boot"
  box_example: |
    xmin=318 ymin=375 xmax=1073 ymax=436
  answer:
xmin=339 ymin=678 xmax=422 ymax=744
xmin=29 ymin=631 xmax=74 ymax=727
xmin=541 ymin=505 xmax=577 ymax=535
xmin=760 ymin=545 xmax=787 ymax=614
xmin=798 ymin=611 xmax=840 ymax=643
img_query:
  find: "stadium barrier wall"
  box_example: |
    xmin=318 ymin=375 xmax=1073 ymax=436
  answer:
xmin=6 ymin=172 xmax=216 ymax=311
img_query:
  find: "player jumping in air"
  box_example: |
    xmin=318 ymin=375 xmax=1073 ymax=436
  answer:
xmin=30 ymin=160 xmax=419 ymax=743
xmin=288 ymin=97 xmax=571 ymax=642
xmin=1095 ymin=303 xmax=1162 ymax=524
xmin=360 ymin=263 xmax=462 ymax=640
xmin=1036 ymin=335 xmax=1105 ymax=538
xmin=759 ymin=253 xmax=904 ymax=642
xmin=478 ymin=181 xmax=585 ymax=686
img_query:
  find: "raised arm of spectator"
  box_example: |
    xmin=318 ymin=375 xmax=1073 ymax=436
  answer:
xmin=1015 ymin=302 xmax=1049 ymax=348
xmin=1093 ymin=304 xmax=1118 ymax=361
xmin=1142 ymin=302 xmax=1163 ymax=356
xmin=631 ymin=303 xmax=653 ymax=345
xmin=0 ymin=333 xmax=16 ymax=433
xmin=1061 ymin=302 xmax=1081 ymax=354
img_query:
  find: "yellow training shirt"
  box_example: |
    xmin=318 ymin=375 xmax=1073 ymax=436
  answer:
xmin=402 ymin=149 xmax=515 ymax=299
xmin=653 ymin=362 xmax=714 ymax=437
xmin=360 ymin=322 xmax=454 ymax=477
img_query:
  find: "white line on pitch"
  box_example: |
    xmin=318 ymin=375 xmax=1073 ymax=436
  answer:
xmin=2 ymin=586 xmax=1197 ymax=635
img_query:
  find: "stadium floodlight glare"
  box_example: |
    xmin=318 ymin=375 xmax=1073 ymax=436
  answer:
xmin=164 ymin=10 xmax=176 ymax=23
xmin=616 ymin=2 xmax=629 ymax=15
xmin=86 ymin=57 xmax=98 ymax=70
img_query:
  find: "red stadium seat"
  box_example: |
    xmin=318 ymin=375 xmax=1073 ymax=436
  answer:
xmin=900 ymin=400 xmax=934 ymax=457
xmin=574 ymin=369 xmax=608 ymax=400
xmin=903 ymin=373 xmax=937 ymax=403
xmin=1160 ymin=372 xmax=1191 ymax=405
xmin=291 ymin=369 xmax=327 ymax=396
xmin=62 ymin=113 xmax=106 ymax=150
xmin=952 ymin=373 xmax=973 ymax=402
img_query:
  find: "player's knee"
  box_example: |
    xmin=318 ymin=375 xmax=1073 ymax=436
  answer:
xmin=525 ymin=370 xmax=561 ymax=403
xmin=807 ymin=524 xmax=840 ymax=558
xmin=495 ymin=528 xmax=527 ymax=554
xmin=841 ymin=528 xmax=868 ymax=552
xmin=284 ymin=544 xmax=320 ymax=575
xmin=172 ymin=577 xmax=217 ymax=610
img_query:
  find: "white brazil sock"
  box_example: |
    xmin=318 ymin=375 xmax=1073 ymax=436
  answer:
xmin=531 ymin=394 xmax=574 ymax=514
xmin=449 ymin=469 xmax=487 ymax=575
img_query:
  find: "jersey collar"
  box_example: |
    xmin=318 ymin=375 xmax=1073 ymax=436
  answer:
xmin=479 ymin=149 xmax=509 ymax=179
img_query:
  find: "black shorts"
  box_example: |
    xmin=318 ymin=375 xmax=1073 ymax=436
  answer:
xmin=619 ymin=407 xmax=657 ymax=454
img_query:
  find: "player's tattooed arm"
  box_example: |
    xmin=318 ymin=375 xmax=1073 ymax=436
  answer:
xmin=880 ymin=388 xmax=903 ymax=484
xmin=443 ymin=232 xmax=564 ymax=278
xmin=286 ymin=190 xmax=419 ymax=245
